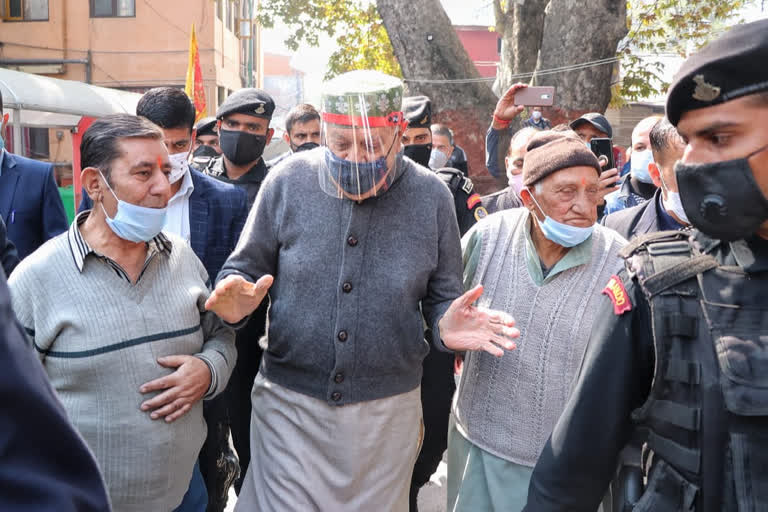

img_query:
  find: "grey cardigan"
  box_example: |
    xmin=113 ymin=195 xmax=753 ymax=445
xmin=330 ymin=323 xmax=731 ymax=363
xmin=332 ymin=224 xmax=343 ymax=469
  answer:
xmin=218 ymin=148 xmax=464 ymax=405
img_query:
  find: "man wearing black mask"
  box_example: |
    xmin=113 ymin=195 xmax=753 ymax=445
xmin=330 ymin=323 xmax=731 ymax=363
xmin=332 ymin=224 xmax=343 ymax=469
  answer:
xmin=203 ymin=89 xmax=275 ymax=207
xmin=401 ymin=95 xmax=486 ymax=512
xmin=524 ymin=19 xmax=768 ymax=512
xmin=267 ymin=103 xmax=321 ymax=167
xmin=190 ymin=117 xmax=221 ymax=171
xmin=402 ymin=96 xmax=486 ymax=237
xmin=203 ymin=88 xmax=275 ymax=495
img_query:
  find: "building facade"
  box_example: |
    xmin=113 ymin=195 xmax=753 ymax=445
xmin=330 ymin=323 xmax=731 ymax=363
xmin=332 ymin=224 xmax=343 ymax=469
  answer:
xmin=0 ymin=0 xmax=261 ymax=171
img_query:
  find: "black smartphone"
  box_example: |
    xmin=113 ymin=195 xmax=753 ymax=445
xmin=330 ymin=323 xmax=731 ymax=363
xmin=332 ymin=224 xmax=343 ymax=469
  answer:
xmin=590 ymin=138 xmax=615 ymax=170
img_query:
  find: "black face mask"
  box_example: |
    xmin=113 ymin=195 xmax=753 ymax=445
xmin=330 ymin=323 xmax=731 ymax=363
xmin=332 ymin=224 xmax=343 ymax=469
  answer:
xmin=294 ymin=141 xmax=319 ymax=153
xmin=403 ymin=143 xmax=432 ymax=168
xmin=219 ymin=128 xmax=267 ymax=166
xmin=193 ymin=144 xmax=219 ymax=159
xmin=676 ymin=144 xmax=768 ymax=241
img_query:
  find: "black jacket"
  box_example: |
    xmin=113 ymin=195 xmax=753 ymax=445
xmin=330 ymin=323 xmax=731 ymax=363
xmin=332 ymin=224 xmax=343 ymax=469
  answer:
xmin=0 ymin=269 xmax=111 ymax=510
xmin=602 ymin=189 xmax=684 ymax=241
xmin=523 ymin=232 xmax=768 ymax=511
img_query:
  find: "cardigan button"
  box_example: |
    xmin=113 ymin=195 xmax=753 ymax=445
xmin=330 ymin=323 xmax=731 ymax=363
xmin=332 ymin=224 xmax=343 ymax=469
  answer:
xmin=347 ymin=236 xmax=358 ymax=247
xmin=342 ymin=282 xmax=353 ymax=293
xmin=331 ymin=392 xmax=342 ymax=402
xmin=337 ymin=330 xmax=348 ymax=342
xmin=334 ymin=372 xmax=345 ymax=384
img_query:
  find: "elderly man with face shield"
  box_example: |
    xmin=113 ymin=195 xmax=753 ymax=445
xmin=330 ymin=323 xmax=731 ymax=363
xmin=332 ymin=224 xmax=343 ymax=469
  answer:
xmin=446 ymin=131 xmax=627 ymax=511
xmin=205 ymin=70 xmax=519 ymax=511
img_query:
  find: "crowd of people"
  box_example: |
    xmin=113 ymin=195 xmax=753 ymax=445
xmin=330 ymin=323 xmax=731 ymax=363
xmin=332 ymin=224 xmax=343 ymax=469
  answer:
xmin=0 ymin=17 xmax=767 ymax=512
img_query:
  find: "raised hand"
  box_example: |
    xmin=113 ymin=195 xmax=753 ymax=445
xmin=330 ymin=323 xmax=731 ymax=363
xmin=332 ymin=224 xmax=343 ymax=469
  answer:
xmin=205 ymin=274 xmax=273 ymax=324
xmin=438 ymin=285 xmax=519 ymax=357
xmin=493 ymin=83 xmax=529 ymax=125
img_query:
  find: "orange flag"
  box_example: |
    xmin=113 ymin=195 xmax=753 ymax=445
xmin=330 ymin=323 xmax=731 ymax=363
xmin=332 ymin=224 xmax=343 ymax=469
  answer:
xmin=185 ymin=24 xmax=207 ymax=122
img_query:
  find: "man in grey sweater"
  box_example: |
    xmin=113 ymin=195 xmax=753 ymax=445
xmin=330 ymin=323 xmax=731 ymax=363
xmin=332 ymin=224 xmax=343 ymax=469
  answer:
xmin=205 ymin=70 xmax=519 ymax=511
xmin=9 ymin=114 xmax=236 ymax=512
xmin=448 ymin=132 xmax=626 ymax=511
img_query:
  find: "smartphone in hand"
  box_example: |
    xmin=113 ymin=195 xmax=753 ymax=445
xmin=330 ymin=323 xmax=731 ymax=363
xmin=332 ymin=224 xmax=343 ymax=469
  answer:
xmin=513 ymin=86 xmax=555 ymax=106
xmin=590 ymin=138 xmax=615 ymax=171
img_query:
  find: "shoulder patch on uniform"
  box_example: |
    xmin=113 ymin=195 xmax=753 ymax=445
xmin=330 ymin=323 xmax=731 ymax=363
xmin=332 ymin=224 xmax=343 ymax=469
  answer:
xmin=474 ymin=206 xmax=488 ymax=221
xmin=461 ymin=178 xmax=474 ymax=194
xmin=467 ymin=193 xmax=482 ymax=210
xmin=603 ymin=274 xmax=632 ymax=315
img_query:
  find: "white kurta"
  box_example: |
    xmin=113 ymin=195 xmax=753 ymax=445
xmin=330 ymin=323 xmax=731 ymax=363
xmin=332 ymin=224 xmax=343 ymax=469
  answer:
xmin=235 ymin=373 xmax=423 ymax=512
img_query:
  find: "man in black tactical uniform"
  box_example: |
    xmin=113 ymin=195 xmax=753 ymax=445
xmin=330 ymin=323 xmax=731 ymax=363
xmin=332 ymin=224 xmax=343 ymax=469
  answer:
xmin=400 ymin=95 xmax=486 ymax=512
xmin=402 ymin=95 xmax=487 ymax=236
xmin=203 ymin=89 xmax=275 ymax=207
xmin=189 ymin=116 xmax=220 ymax=171
xmin=203 ymin=89 xmax=276 ymax=495
xmin=524 ymin=19 xmax=768 ymax=512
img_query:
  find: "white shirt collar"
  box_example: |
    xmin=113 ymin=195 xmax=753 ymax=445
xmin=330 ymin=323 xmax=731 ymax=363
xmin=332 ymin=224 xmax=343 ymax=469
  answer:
xmin=168 ymin=168 xmax=195 ymax=203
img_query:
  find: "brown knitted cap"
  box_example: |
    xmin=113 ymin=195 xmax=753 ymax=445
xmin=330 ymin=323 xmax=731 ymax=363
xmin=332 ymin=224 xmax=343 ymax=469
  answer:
xmin=522 ymin=132 xmax=601 ymax=187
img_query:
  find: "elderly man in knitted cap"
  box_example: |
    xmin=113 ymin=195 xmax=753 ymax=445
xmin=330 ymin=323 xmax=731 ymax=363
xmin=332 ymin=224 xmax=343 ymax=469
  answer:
xmin=205 ymin=70 xmax=519 ymax=511
xmin=447 ymin=131 xmax=627 ymax=511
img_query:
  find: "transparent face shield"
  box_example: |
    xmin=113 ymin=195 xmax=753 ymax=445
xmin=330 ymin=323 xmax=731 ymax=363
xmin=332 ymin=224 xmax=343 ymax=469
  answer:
xmin=319 ymin=93 xmax=407 ymax=200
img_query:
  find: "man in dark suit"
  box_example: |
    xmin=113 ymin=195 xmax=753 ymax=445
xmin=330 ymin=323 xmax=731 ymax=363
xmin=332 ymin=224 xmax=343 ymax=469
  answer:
xmin=0 ymin=92 xmax=69 ymax=260
xmin=0 ymin=259 xmax=111 ymax=511
xmin=79 ymin=88 xmax=248 ymax=511
xmin=602 ymin=117 xmax=688 ymax=240
xmin=0 ymin=216 xmax=19 ymax=276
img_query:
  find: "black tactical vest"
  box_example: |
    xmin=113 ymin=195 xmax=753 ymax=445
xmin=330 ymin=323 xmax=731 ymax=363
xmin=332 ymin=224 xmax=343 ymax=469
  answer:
xmin=620 ymin=230 xmax=768 ymax=511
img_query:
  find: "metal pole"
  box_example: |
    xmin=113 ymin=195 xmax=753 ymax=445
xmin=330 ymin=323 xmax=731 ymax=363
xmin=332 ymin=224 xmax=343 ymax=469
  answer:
xmin=86 ymin=50 xmax=92 ymax=84
xmin=248 ymin=0 xmax=254 ymax=87
xmin=12 ymin=108 xmax=22 ymax=155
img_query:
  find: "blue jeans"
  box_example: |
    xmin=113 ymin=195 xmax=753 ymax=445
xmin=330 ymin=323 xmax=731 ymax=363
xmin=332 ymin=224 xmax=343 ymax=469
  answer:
xmin=174 ymin=462 xmax=208 ymax=512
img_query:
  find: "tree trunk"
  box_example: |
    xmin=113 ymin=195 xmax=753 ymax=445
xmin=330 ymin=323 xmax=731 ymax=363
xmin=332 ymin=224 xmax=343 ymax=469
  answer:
xmin=495 ymin=0 xmax=549 ymax=94
xmin=533 ymin=0 xmax=627 ymax=123
xmin=377 ymin=0 xmax=502 ymax=193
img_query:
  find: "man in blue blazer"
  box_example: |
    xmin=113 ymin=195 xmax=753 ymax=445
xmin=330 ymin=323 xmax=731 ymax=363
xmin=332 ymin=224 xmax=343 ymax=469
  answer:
xmin=0 ymin=216 xmax=19 ymax=276
xmin=79 ymin=88 xmax=247 ymax=511
xmin=0 ymin=93 xmax=69 ymax=260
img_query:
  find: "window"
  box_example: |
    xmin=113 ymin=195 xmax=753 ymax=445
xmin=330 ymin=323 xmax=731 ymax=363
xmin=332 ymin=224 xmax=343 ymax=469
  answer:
xmin=226 ymin=1 xmax=234 ymax=31
xmin=217 ymin=86 xmax=227 ymax=107
xmin=90 ymin=0 xmax=134 ymax=18
xmin=2 ymin=0 xmax=48 ymax=21
xmin=27 ymin=128 xmax=50 ymax=159
xmin=216 ymin=0 xmax=222 ymax=20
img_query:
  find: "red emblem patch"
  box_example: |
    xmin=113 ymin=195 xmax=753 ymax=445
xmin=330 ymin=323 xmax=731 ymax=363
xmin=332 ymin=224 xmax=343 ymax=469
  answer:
xmin=467 ymin=193 xmax=482 ymax=209
xmin=602 ymin=274 xmax=632 ymax=315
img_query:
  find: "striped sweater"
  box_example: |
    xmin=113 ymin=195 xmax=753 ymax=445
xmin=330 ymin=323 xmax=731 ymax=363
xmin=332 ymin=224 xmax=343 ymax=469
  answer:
xmin=9 ymin=223 xmax=236 ymax=512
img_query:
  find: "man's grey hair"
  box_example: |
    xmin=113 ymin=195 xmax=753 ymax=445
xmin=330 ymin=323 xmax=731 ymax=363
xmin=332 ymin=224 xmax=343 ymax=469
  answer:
xmin=80 ymin=114 xmax=163 ymax=185
xmin=508 ymin=127 xmax=539 ymax=156
xmin=430 ymin=123 xmax=454 ymax=145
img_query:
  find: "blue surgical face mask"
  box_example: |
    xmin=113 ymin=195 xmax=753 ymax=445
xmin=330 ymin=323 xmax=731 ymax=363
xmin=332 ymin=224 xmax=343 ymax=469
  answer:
xmin=98 ymin=170 xmax=167 ymax=243
xmin=428 ymin=148 xmax=449 ymax=169
xmin=526 ymin=189 xmax=594 ymax=247
xmin=323 ymin=145 xmax=393 ymax=197
xmin=630 ymin=149 xmax=655 ymax=183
